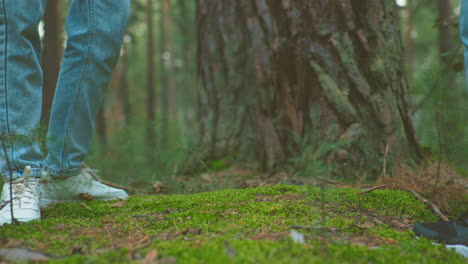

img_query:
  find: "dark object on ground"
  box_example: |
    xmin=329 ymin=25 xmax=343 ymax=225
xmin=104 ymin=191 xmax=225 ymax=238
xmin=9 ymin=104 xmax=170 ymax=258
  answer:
xmin=413 ymin=211 xmax=468 ymax=246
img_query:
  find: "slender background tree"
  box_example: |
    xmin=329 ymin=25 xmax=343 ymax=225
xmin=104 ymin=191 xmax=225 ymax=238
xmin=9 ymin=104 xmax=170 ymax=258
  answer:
xmin=146 ymin=0 xmax=157 ymax=163
xmin=41 ymin=0 xmax=63 ymax=127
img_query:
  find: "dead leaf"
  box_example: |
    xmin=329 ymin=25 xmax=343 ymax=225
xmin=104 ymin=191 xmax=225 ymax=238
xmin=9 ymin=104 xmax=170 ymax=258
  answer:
xmin=54 ymin=224 xmax=66 ymax=231
xmin=111 ymin=201 xmax=126 ymax=208
xmin=176 ymin=228 xmax=202 ymax=236
xmin=371 ymin=217 xmax=384 ymax=225
xmin=391 ymin=220 xmax=409 ymax=229
xmin=145 ymin=250 xmax=158 ymax=260
xmin=137 ymin=250 xmax=158 ymax=264
xmin=0 ymin=248 xmax=50 ymax=263
xmin=244 ymin=179 xmax=259 ymax=188
xmin=153 ymin=182 xmax=165 ymax=193
xmin=272 ymin=172 xmax=289 ymax=180
xmin=200 ymin=173 xmax=215 ymax=182
xmin=71 ymin=247 xmax=86 ymax=255
xmin=356 ymin=221 xmax=375 ymax=229
xmin=79 ymin=193 xmax=94 ymax=201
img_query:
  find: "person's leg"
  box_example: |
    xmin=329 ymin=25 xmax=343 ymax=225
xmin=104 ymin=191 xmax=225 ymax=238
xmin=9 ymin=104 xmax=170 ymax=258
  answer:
xmin=0 ymin=0 xmax=47 ymax=225
xmin=0 ymin=0 xmax=46 ymax=180
xmin=40 ymin=0 xmax=130 ymax=207
xmin=43 ymin=0 xmax=130 ymax=176
xmin=461 ymin=0 xmax=468 ymax=93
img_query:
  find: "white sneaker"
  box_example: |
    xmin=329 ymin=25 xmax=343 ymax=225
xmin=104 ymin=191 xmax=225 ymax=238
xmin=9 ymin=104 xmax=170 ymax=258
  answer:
xmin=40 ymin=169 xmax=128 ymax=208
xmin=0 ymin=166 xmax=41 ymax=225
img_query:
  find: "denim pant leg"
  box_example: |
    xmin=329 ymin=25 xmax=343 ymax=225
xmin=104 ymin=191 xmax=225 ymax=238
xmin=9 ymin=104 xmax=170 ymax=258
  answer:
xmin=461 ymin=0 xmax=468 ymax=93
xmin=0 ymin=0 xmax=46 ymax=181
xmin=43 ymin=0 xmax=130 ymax=177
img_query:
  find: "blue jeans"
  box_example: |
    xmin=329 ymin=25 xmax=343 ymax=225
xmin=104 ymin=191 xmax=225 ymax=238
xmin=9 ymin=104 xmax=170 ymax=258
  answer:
xmin=462 ymin=0 xmax=468 ymax=92
xmin=0 ymin=0 xmax=130 ymax=181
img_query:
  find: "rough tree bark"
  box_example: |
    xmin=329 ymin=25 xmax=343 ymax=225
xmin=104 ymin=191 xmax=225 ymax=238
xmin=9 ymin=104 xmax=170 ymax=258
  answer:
xmin=197 ymin=0 xmax=422 ymax=174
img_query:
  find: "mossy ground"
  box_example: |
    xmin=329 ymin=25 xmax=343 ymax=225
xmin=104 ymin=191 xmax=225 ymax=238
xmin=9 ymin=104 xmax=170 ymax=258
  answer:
xmin=0 ymin=184 xmax=466 ymax=263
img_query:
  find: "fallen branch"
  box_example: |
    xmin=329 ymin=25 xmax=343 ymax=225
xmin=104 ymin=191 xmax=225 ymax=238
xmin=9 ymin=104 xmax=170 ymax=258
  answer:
xmin=317 ymin=177 xmax=348 ymax=187
xmin=82 ymin=163 xmax=141 ymax=194
xmin=359 ymin=185 xmax=387 ymax=195
xmin=408 ymin=189 xmax=449 ymax=222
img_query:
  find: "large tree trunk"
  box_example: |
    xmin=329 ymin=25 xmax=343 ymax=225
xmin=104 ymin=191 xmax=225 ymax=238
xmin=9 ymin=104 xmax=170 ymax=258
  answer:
xmin=197 ymin=0 xmax=422 ymax=174
xmin=41 ymin=0 xmax=62 ymax=126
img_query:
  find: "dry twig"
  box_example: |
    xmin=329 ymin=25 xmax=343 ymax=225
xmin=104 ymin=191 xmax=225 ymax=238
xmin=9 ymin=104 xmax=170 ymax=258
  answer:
xmin=359 ymin=185 xmax=387 ymax=195
xmin=409 ymin=189 xmax=449 ymax=222
xmin=80 ymin=202 xmax=92 ymax=210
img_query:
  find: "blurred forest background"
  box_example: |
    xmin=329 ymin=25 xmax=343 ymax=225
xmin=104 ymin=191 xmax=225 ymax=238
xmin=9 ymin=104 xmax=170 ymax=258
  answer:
xmin=40 ymin=0 xmax=467 ymax=193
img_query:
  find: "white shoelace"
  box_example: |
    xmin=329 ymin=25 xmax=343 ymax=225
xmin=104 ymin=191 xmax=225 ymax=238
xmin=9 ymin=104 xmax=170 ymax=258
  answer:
xmin=10 ymin=177 xmax=39 ymax=207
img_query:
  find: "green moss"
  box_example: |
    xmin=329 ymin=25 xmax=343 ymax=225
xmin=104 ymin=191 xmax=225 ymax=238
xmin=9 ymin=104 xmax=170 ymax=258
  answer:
xmin=0 ymin=185 xmax=464 ymax=263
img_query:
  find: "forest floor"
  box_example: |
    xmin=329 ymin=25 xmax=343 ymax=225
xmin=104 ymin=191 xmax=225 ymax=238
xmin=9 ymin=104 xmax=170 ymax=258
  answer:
xmin=0 ymin=180 xmax=467 ymax=263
